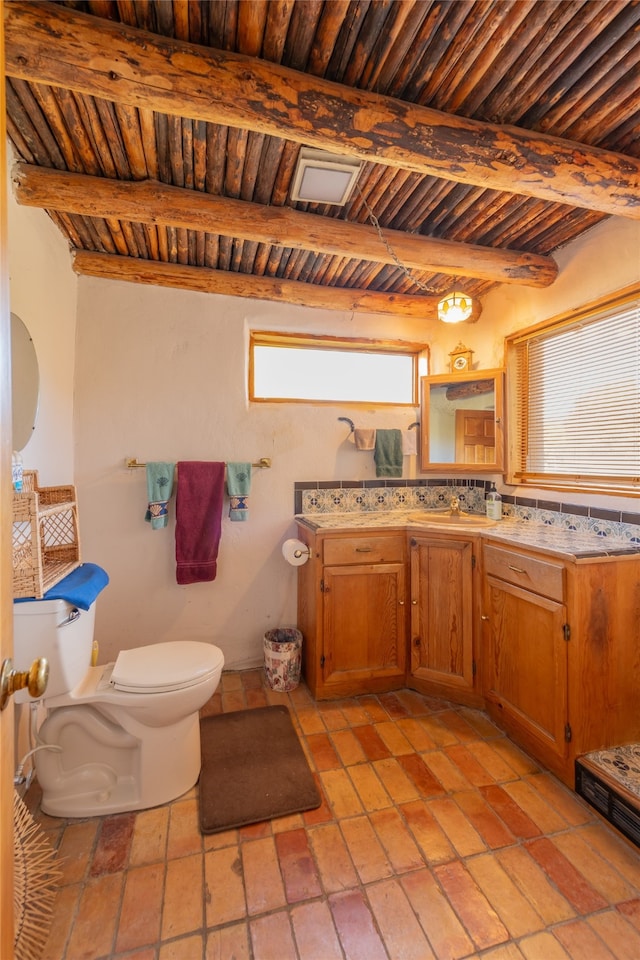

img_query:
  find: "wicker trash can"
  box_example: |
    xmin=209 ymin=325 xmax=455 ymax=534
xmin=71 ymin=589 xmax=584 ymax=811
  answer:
xmin=263 ymin=628 xmax=302 ymax=692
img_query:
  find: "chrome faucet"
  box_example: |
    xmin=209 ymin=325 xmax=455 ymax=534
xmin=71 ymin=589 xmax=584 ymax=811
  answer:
xmin=449 ymin=496 xmax=461 ymax=516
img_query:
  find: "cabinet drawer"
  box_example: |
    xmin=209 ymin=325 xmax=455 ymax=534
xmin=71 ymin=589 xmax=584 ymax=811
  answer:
xmin=483 ymin=544 xmax=565 ymax=601
xmin=323 ymin=535 xmax=404 ymax=565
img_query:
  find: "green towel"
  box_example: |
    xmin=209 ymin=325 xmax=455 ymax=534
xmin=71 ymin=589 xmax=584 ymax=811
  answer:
xmin=374 ymin=429 xmax=403 ymax=478
xmin=145 ymin=462 xmax=175 ymax=529
xmin=226 ymin=462 xmax=252 ymax=521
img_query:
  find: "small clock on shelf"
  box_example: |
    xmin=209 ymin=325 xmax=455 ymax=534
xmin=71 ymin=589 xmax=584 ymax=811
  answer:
xmin=449 ymin=342 xmax=474 ymax=373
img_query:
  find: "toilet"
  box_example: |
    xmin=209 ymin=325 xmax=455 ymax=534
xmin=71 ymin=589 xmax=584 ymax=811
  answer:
xmin=13 ymin=597 xmax=224 ymax=818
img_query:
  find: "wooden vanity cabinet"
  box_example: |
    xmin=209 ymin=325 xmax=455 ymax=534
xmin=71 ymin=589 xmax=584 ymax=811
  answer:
xmin=408 ymin=533 xmax=482 ymax=707
xmin=482 ymin=544 xmax=569 ymax=775
xmin=482 ymin=542 xmax=640 ymax=786
xmin=296 ymin=526 xmax=407 ymax=699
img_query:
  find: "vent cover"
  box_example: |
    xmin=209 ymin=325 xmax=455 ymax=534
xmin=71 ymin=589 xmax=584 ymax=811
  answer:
xmin=575 ymin=759 xmax=640 ymax=849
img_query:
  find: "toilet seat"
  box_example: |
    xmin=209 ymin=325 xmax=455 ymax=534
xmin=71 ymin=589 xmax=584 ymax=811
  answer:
xmin=111 ymin=640 xmax=224 ymax=694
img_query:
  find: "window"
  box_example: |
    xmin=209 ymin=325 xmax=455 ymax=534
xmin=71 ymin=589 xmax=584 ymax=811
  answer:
xmin=505 ymin=286 xmax=640 ymax=493
xmin=250 ymin=332 xmax=427 ymax=405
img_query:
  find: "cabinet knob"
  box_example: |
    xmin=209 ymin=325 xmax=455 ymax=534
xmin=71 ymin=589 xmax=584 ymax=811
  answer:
xmin=411 ymin=599 xmax=417 ymax=605
xmin=398 ymin=599 xmax=405 ymax=605
xmin=481 ymin=615 xmax=489 ymax=621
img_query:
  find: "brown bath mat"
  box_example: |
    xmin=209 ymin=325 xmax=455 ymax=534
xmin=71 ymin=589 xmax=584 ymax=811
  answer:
xmin=198 ymin=705 xmax=321 ymax=834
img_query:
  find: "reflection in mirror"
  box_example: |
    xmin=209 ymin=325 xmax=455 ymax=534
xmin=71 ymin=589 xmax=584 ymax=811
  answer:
xmin=11 ymin=313 xmax=39 ymax=451
xmin=420 ymin=370 xmax=504 ymax=473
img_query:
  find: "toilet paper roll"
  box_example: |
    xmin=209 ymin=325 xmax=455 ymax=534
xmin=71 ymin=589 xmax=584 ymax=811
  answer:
xmin=282 ymin=538 xmax=310 ymax=566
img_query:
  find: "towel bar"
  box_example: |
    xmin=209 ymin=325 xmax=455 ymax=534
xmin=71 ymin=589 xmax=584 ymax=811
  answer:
xmin=125 ymin=457 xmax=271 ymax=470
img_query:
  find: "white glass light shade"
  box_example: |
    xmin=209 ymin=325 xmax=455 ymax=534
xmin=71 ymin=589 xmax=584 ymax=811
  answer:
xmin=437 ymin=291 xmax=473 ymax=324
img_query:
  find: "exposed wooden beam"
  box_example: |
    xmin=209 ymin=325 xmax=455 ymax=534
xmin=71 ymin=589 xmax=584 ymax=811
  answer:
xmin=4 ymin=1 xmax=640 ymax=220
xmin=13 ymin=163 xmax=557 ymax=287
xmin=72 ymin=249 xmax=477 ymax=321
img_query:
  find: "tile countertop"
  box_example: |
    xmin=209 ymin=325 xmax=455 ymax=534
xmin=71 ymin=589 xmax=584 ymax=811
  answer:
xmin=295 ymin=511 xmax=640 ymax=561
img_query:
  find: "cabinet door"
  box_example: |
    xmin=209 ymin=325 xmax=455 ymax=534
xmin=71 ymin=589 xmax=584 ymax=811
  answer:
xmin=483 ymin=574 xmax=568 ymax=769
xmin=409 ymin=536 xmax=475 ymax=698
xmin=322 ymin=562 xmax=406 ymax=691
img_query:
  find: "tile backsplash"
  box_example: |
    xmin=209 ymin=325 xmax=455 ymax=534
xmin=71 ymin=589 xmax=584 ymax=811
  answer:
xmin=294 ymin=478 xmax=640 ymax=544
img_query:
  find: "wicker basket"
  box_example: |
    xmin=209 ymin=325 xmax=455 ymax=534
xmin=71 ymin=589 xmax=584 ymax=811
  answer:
xmin=12 ymin=471 xmax=81 ymax=599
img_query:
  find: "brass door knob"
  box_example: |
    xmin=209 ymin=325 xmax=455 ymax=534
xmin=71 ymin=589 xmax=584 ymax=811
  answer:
xmin=0 ymin=657 xmax=49 ymax=711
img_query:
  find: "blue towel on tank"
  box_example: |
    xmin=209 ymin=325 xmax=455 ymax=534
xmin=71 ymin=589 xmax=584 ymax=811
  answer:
xmin=14 ymin=563 xmax=109 ymax=611
xmin=44 ymin=563 xmax=109 ymax=610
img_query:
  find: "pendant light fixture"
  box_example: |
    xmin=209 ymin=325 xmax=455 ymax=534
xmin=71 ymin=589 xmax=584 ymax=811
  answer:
xmin=437 ymin=291 xmax=473 ymax=324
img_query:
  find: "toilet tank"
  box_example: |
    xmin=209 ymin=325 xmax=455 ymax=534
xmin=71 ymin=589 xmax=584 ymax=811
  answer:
xmin=13 ymin=599 xmax=97 ymax=703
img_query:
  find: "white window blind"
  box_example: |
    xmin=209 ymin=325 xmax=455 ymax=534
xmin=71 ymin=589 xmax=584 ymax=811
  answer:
xmin=510 ymin=296 xmax=640 ymax=489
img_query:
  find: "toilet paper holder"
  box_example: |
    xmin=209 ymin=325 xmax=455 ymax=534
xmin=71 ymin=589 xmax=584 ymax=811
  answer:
xmin=282 ymin=539 xmax=311 ymax=566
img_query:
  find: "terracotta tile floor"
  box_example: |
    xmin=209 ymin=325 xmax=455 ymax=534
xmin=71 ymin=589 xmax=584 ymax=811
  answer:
xmin=25 ymin=669 xmax=640 ymax=960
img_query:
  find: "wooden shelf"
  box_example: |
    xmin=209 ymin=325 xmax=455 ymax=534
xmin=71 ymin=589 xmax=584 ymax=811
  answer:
xmin=12 ymin=471 xmax=81 ymax=599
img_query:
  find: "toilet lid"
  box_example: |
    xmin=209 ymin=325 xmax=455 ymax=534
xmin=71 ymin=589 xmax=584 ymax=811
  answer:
xmin=111 ymin=640 xmax=224 ymax=693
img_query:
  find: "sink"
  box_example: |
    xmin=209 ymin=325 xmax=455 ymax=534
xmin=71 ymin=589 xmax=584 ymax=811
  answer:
xmin=411 ymin=512 xmax=497 ymax=528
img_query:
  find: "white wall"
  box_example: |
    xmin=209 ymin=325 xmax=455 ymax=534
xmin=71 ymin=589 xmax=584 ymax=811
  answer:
xmin=7 ymin=156 xmax=77 ymax=481
xmin=73 ymin=280 xmax=429 ymax=666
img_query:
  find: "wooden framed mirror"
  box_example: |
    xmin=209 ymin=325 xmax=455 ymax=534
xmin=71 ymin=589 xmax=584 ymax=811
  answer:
xmin=420 ymin=369 xmax=505 ymax=473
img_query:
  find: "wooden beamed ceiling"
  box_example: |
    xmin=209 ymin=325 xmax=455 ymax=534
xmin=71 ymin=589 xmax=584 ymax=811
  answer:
xmin=4 ymin=0 xmax=640 ymax=318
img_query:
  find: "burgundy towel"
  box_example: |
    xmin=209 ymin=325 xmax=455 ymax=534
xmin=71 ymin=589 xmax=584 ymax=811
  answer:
xmin=175 ymin=461 xmax=225 ymax=584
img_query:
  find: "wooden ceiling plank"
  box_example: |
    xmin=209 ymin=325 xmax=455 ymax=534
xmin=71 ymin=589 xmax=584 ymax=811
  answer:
xmin=182 ymin=117 xmax=194 ymax=188
xmin=49 ymin=209 xmax=80 ymax=246
xmin=142 ymin=223 xmax=160 ymax=261
xmin=262 ymin=1 xmax=296 ymax=65
xmin=7 ymin=77 xmax=66 ymax=168
xmin=12 ymin=163 xmax=559 ymax=287
xmin=193 ymin=118 xmax=207 ymax=192
xmin=6 ymin=115 xmax=35 ymax=164
xmin=303 ymin=0 xmax=349 ymax=76
xmin=204 ymin=232 xmax=219 ymax=269
xmin=166 ymin=224 xmax=178 ymax=263
xmin=425 ymin=1 xmax=504 ymax=112
xmin=385 ymin=2 xmax=447 ymax=100
xmin=400 ymin=2 xmax=471 ymax=105
xmin=285 ymin=0 xmax=325 ymax=72
xmin=520 ymin=2 xmax=638 ymax=129
xmin=239 ymin=239 xmax=260 ymax=275
xmin=115 ymin=1 xmax=140 ymax=29
xmin=252 ymin=241 xmax=271 ymax=276
xmin=52 ymin=88 xmax=102 ymax=176
xmin=72 ymin=248 xmax=445 ymax=318
xmin=236 ymin=0 xmax=269 ymax=58
xmin=138 ymin=108 xmax=158 ymax=181
xmin=537 ymin=28 xmax=640 ymax=136
xmin=359 ymin=0 xmax=431 ymax=94
xmin=101 ymin=215 xmax=128 ymax=255
xmin=241 ymin=132 xmax=267 ymax=202
xmin=562 ymin=66 xmax=640 ymax=145
xmin=73 ymin=93 xmax=117 ymax=179
xmin=94 ymin=99 xmax=130 ymax=178
xmin=171 ymin=0 xmax=191 ymax=40
xmin=253 ymin=135 xmax=286 ymax=205
xmin=6 ymin=0 xmax=638 ymax=219
xmin=342 ymin=1 xmax=397 ymax=87
xmin=29 ymin=83 xmax=83 ymax=172
xmin=378 ymin=173 xmax=425 ymax=227
xmin=176 ymin=226 xmax=189 ymax=264
xmin=205 ymin=124 xmax=227 ymax=196
xmin=451 ymin=1 xmax=550 ymax=117
xmin=113 ymin=103 xmax=147 ymax=179
xmin=224 ymin=127 xmax=248 ymax=197
xmin=218 ymin=234 xmax=233 ymax=271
